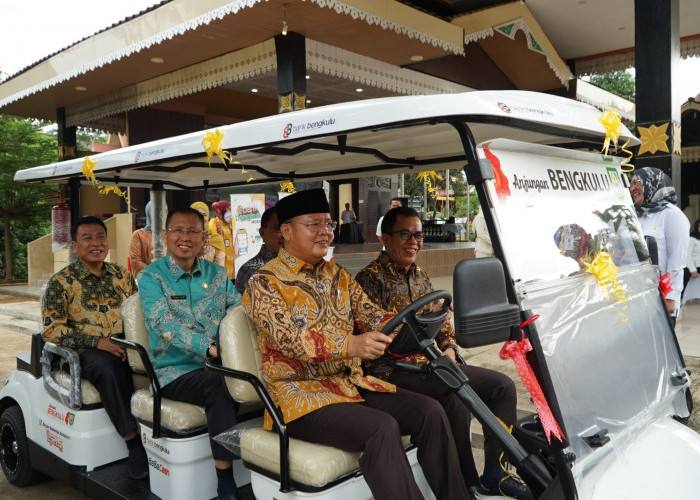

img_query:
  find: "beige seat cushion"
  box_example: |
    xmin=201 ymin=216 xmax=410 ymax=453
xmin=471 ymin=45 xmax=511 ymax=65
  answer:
xmin=121 ymin=294 xmax=150 ymax=373
xmin=52 ymin=372 xmax=151 ymax=406
xmin=53 ymin=370 xmax=102 ymax=405
xmin=241 ymin=427 xmax=413 ymax=487
xmin=219 ymin=306 xmax=264 ymax=403
xmin=131 ymin=388 xmax=207 ymax=433
xmin=122 ymin=294 xmax=208 ymax=433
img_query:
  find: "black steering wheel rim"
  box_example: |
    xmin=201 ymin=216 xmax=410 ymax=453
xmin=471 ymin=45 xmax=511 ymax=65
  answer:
xmin=379 ymin=290 xmax=452 ymax=360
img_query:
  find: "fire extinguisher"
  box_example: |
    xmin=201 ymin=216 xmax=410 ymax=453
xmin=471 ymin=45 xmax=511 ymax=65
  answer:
xmin=52 ymin=202 xmax=71 ymax=245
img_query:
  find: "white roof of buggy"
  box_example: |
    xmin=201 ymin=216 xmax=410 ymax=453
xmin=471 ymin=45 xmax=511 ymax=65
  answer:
xmin=14 ymin=90 xmax=638 ymax=189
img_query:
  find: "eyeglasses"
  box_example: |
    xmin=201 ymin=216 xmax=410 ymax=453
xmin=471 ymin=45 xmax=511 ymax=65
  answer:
xmin=287 ymin=221 xmax=337 ymax=232
xmin=167 ymin=228 xmax=204 ymax=237
xmin=386 ymin=230 xmax=424 ymax=241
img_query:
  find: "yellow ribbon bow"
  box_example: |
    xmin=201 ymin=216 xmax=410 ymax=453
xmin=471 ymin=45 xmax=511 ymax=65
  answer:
xmin=280 ymin=182 xmax=296 ymax=193
xmin=202 ymin=129 xmax=233 ymax=166
xmin=82 ymin=156 xmax=132 ymax=208
xmin=82 ymin=156 xmax=97 ymax=186
xmin=599 ymin=110 xmax=634 ymax=172
xmin=583 ymin=251 xmax=630 ymax=322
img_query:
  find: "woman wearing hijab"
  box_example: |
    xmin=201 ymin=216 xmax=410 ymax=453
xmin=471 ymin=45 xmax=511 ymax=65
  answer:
xmin=629 ymin=167 xmax=689 ymax=322
xmin=208 ymin=200 xmax=237 ymax=279
xmin=129 ymin=201 xmax=154 ymax=277
xmin=190 ymin=201 xmax=226 ymax=268
xmin=683 ymin=218 xmax=700 ymax=305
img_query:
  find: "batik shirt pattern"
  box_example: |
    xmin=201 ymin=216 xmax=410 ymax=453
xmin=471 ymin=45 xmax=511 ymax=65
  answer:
xmin=243 ymin=248 xmax=396 ymax=430
xmin=139 ymin=255 xmax=241 ymax=387
xmin=235 ymin=244 xmax=275 ymax=295
xmin=355 ymin=252 xmax=457 ymax=380
xmin=42 ymin=260 xmax=137 ymax=351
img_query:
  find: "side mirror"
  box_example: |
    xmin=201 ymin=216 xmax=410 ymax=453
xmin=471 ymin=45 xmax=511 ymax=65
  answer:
xmin=645 ymin=235 xmax=659 ymax=266
xmin=453 ymin=257 xmax=520 ymax=348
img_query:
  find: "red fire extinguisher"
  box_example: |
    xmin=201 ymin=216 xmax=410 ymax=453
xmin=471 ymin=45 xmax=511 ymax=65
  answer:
xmin=52 ymin=202 xmax=71 ymax=245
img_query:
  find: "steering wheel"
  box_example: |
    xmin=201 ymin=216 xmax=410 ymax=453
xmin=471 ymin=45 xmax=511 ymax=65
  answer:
xmin=378 ymin=290 xmax=452 ymax=361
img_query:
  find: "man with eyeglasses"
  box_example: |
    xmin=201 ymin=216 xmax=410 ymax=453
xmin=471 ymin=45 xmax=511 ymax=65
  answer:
xmin=42 ymin=216 xmax=148 ymax=479
xmin=139 ymin=207 xmax=243 ymax=499
xmin=243 ymin=189 xmax=468 ymax=500
xmin=356 ymin=206 xmax=531 ymax=500
xmin=234 ymin=206 xmax=283 ymax=295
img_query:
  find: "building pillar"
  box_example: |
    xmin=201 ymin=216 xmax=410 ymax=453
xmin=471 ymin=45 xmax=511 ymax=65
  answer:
xmin=634 ymin=0 xmax=682 ymax=199
xmin=57 ymin=107 xmax=79 ymax=220
xmin=275 ymin=32 xmax=306 ymax=113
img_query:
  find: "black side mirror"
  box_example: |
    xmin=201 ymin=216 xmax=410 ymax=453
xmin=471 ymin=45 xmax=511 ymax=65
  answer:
xmin=645 ymin=235 xmax=659 ymax=266
xmin=453 ymin=257 xmax=520 ymax=348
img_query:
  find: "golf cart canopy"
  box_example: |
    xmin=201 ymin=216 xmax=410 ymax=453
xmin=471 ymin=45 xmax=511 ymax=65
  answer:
xmin=13 ymin=91 xmax=638 ymax=188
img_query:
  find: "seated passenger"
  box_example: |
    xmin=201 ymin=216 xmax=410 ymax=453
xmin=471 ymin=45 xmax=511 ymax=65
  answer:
xmin=234 ymin=206 xmax=283 ymax=295
xmin=138 ymin=207 xmax=242 ymax=499
xmin=243 ymin=189 xmax=468 ymax=500
xmin=42 ymin=216 xmax=148 ymax=479
xmin=355 ymin=206 xmax=531 ymax=500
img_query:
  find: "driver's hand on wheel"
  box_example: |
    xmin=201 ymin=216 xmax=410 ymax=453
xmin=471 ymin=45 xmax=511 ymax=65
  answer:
xmin=348 ymin=331 xmax=396 ymax=359
xmin=442 ymin=347 xmax=457 ymax=362
xmin=97 ymin=336 xmax=126 ymax=361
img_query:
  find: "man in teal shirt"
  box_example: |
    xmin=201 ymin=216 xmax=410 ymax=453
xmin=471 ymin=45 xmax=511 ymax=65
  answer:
xmin=139 ymin=207 xmax=242 ymax=499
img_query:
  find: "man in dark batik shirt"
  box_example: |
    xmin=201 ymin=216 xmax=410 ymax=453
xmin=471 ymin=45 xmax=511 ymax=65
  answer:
xmin=235 ymin=206 xmax=283 ymax=295
xmin=42 ymin=216 xmax=147 ymax=480
xmin=356 ymin=206 xmax=532 ymax=500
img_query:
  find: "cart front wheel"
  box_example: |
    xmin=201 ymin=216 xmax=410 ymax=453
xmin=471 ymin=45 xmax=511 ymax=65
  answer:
xmin=1 ymin=405 xmax=42 ymax=486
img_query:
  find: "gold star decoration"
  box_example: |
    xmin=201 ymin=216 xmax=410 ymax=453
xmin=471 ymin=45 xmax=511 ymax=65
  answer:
xmin=59 ymin=144 xmax=76 ymax=160
xmin=672 ymin=122 xmax=682 ymax=156
xmin=278 ymin=93 xmax=293 ymax=113
xmin=637 ymin=123 xmax=670 ymax=155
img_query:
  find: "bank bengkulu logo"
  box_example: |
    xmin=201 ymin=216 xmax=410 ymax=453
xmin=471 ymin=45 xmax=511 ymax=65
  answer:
xmin=65 ymin=412 xmax=75 ymax=426
xmin=497 ymin=102 xmax=512 ymax=113
xmin=283 ymin=123 xmax=293 ymax=139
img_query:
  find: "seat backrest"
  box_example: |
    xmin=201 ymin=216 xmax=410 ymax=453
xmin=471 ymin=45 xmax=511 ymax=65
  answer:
xmin=219 ymin=305 xmax=264 ymax=403
xmin=121 ymin=293 xmax=151 ymax=372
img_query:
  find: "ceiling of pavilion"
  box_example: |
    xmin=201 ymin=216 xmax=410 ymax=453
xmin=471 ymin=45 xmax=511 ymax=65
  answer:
xmin=0 ymin=0 xmax=697 ymax=131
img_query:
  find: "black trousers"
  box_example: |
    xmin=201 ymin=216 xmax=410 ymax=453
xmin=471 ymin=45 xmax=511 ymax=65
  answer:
xmin=389 ymin=364 xmax=517 ymax=487
xmin=79 ymin=348 xmax=137 ymax=437
xmin=161 ymin=368 xmax=238 ymax=461
xmin=286 ymin=387 xmax=468 ymax=500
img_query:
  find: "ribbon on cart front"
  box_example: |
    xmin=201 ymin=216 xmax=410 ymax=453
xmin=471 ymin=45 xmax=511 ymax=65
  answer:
xmin=500 ymin=315 xmax=565 ymax=444
xmin=583 ymin=251 xmax=630 ymax=322
xmin=599 ymin=110 xmax=634 ymax=172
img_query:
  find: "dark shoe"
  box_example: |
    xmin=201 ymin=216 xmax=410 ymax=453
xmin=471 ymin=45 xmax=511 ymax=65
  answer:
xmin=476 ymin=474 xmax=533 ymax=500
xmin=128 ymin=446 xmax=149 ymax=480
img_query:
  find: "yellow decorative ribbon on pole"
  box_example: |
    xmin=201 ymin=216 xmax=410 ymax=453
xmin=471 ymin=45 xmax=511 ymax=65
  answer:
xmin=599 ymin=110 xmax=634 ymax=172
xmin=82 ymin=156 xmax=132 ymax=208
xmin=583 ymin=251 xmax=630 ymax=322
xmin=417 ymin=171 xmax=439 ymax=197
xmin=280 ymin=182 xmax=296 ymax=193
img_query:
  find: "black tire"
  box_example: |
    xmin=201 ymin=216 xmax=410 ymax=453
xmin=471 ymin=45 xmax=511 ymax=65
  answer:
xmin=0 ymin=405 xmax=42 ymax=486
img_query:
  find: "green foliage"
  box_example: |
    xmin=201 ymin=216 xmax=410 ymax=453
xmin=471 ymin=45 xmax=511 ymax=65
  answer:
xmin=589 ymin=71 xmax=635 ymax=99
xmin=0 ymin=116 xmax=58 ymax=280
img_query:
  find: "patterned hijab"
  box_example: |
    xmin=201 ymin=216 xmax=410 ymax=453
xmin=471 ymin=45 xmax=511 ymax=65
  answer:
xmin=631 ymin=167 xmax=677 ymax=216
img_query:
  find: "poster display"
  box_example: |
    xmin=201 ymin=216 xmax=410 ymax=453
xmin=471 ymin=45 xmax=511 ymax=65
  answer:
xmin=230 ymin=193 xmax=266 ymax=278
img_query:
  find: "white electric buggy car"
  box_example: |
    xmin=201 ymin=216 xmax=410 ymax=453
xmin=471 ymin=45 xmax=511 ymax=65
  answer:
xmin=2 ymin=90 xmax=698 ymax=499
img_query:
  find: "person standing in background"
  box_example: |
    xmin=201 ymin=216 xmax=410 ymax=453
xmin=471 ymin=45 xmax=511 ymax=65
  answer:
xmin=472 ymin=208 xmax=494 ymax=258
xmin=208 ymin=200 xmax=237 ymax=280
xmin=341 ymin=203 xmax=356 ymax=224
xmin=190 ymin=201 xmax=226 ymax=268
xmin=376 ymin=198 xmax=402 ymax=245
xmin=683 ymin=218 xmax=700 ymax=305
xmin=129 ymin=201 xmax=154 ymax=277
xmin=629 ymin=167 xmax=689 ymax=324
